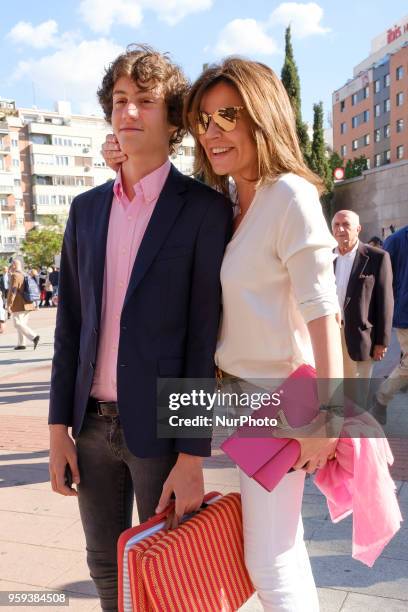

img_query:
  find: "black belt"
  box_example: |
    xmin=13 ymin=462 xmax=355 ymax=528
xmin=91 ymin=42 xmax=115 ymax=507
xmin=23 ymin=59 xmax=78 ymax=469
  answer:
xmin=87 ymin=397 xmax=119 ymax=417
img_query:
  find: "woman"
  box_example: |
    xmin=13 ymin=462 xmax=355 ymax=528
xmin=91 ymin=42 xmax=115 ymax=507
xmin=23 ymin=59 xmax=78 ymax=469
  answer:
xmin=103 ymin=57 xmax=343 ymax=611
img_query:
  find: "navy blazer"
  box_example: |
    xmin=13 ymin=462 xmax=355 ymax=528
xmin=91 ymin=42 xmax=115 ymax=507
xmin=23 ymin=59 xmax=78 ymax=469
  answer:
xmin=49 ymin=165 xmax=233 ymax=457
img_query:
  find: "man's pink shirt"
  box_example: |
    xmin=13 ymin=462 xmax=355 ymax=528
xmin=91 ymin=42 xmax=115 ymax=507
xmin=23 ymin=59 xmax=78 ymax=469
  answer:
xmin=91 ymin=160 xmax=171 ymax=401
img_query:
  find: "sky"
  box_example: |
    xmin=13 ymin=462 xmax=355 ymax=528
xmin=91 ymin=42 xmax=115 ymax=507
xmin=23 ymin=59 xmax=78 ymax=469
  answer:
xmin=1 ymin=1 xmax=408 ymax=127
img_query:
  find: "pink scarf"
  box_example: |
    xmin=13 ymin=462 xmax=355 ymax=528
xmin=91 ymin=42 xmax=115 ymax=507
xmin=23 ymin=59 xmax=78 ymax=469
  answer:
xmin=314 ymin=415 xmax=403 ymax=566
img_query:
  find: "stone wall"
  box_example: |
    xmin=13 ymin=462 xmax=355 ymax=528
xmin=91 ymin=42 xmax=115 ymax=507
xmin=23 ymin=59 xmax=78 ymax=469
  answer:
xmin=332 ymin=159 xmax=408 ymax=241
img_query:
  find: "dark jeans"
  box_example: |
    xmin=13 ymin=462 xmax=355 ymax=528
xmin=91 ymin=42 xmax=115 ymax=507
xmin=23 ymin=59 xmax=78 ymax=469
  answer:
xmin=75 ymin=412 xmax=177 ymax=611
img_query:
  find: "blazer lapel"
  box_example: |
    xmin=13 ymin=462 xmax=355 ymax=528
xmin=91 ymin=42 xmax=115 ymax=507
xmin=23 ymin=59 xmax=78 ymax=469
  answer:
xmin=123 ymin=165 xmax=187 ymax=308
xmin=92 ymin=181 xmax=114 ymax=323
xmin=344 ymin=242 xmax=369 ymax=310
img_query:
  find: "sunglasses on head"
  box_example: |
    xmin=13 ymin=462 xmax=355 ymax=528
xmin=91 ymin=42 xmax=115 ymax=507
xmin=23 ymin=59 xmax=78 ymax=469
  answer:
xmin=193 ymin=106 xmax=245 ymax=135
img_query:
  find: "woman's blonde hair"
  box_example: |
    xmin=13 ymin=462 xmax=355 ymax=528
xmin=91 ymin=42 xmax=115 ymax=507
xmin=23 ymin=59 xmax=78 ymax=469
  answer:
xmin=184 ymin=57 xmax=324 ymax=197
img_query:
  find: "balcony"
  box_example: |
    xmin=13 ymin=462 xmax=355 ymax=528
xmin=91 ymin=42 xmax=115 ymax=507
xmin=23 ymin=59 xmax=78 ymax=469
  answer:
xmin=0 ymin=170 xmax=14 ymax=194
xmin=0 ymin=233 xmax=19 ymax=253
xmin=1 ymin=201 xmax=15 ymax=212
xmin=0 ymin=144 xmax=10 ymax=155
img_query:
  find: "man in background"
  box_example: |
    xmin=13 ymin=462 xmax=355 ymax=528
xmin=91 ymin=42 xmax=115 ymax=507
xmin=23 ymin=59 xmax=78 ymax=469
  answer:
xmin=332 ymin=210 xmax=393 ymax=409
xmin=372 ymin=225 xmax=408 ymax=423
xmin=6 ymin=259 xmax=40 ymax=350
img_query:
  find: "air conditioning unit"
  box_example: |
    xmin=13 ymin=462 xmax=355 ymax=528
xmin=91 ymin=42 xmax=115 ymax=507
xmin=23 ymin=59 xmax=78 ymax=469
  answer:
xmin=84 ymin=166 xmax=91 ymax=172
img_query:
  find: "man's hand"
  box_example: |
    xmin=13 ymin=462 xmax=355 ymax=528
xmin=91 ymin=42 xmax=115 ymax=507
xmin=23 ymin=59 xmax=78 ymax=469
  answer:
xmin=101 ymin=134 xmax=127 ymax=172
xmin=49 ymin=425 xmax=80 ymax=497
xmin=155 ymin=453 xmax=204 ymax=528
xmin=373 ymin=345 xmax=387 ymax=361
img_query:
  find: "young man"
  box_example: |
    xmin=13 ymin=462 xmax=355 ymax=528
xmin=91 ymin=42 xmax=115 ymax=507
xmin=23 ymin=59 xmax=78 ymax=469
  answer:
xmin=48 ymin=45 xmax=232 ymax=610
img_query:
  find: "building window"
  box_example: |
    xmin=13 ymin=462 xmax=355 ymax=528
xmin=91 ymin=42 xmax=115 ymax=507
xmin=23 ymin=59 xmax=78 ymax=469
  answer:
xmin=11 ymin=139 xmax=18 ymax=148
xmin=13 ymin=159 xmax=19 ymax=168
xmin=396 ymin=65 xmax=404 ymax=80
xmin=363 ymin=109 xmax=370 ymax=122
xmin=396 ymin=92 xmax=404 ymax=106
xmin=352 ymin=116 xmax=358 ymax=128
xmin=384 ymin=73 xmax=390 ymax=87
xmin=363 ymin=85 xmax=369 ymax=99
xmin=351 ymin=93 xmax=358 ymax=105
xmin=58 ymin=195 xmax=66 ymax=205
xmin=340 ymin=122 xmax=347 ymax=134
xmin=374 ymin=153 xmax=381 ymax=167
xmin=340 ymin=100 xmax=345 ymax=112
xmin=384 ymin=150 xmax=391 ymax=164
xmin=384 ymin=124 xmax=390 ymax=138
xmin=352 ymin=139 xmax=358 ymax=151
xmin=374 ymin=128 xmax=381 ymax=142
xmin=397 ymin=145 xmax=404 ymax=159
xmin=363 ymin=134 xmax=370 ymax=146
xmin=366 ymin=158 xmax=371 ymax=170
xmin=14 ymin=179 xmax=21 ymax=186
xmin=374 ymin=104 xmax=381 ymax=117
xmin=384 ymin=98 xmax=390 ymax=112
xmin=340 ymin=144 xmax=347 ymax=157
xmin=396 ymin=118 xmax=404 ymax=133
xmin=374 ymin=79 xmax=380 ymax=93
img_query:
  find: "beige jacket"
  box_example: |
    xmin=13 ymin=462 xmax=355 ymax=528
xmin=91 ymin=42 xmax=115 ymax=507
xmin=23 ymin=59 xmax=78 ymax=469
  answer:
xmin=6 ymin=271 xmax=36 ymax=313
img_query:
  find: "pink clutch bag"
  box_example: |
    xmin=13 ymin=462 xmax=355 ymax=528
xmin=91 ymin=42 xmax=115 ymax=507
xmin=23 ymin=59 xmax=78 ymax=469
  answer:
xmin=221 ymin=365 xmax=318 ymax=492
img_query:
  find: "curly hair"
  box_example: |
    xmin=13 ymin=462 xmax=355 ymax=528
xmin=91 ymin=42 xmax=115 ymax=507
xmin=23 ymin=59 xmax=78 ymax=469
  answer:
xmin=97 ymin=44 xmax=190 ymax=154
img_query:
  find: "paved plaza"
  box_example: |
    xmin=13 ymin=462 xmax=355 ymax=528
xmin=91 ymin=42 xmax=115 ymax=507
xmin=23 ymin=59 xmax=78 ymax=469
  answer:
xmin=0 ymin=308 xmax=407 ymax=611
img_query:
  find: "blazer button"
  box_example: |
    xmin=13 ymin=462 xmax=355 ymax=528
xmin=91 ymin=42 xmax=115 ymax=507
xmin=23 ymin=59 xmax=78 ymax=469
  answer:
xmin=119 ymin=363 xmax=127 ymax=367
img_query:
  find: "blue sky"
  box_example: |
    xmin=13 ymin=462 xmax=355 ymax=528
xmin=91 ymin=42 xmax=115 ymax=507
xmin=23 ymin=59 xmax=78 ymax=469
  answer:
xmin=1 ymin=1 xmax=408 ymax=127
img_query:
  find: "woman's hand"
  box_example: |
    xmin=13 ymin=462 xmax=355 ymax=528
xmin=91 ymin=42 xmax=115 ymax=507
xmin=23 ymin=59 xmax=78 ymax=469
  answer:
xmin=294 ymin=436 xmax=338 ymax=474
xmin=101 ymin=134 xmax=127 ymax=171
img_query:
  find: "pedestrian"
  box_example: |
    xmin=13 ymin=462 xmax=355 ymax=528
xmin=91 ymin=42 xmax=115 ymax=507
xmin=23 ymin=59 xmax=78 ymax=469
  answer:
xmin=372 ymin=224 xmax=408 ymax=423
xmin=48 ymin=266 xmax=59 ymax=305
xmin=368 ymin=236 xmax=384 ymax=248
xmin=38 ymin=267 xmax=47 ymax=307
xmin=6 ymin=259 xmax=40 ymax=350
xmin=48 ymin=44 xmax=232 ymax=612
xmin=331 ymin=210 xmax=393 ymax=410
xmin=0 ymin=266 xmax=10 ymax=302
xmin=0 ymin=289 xmax=6 ymax=333
xmin=44 ymin=268 xmax=53 ymax=306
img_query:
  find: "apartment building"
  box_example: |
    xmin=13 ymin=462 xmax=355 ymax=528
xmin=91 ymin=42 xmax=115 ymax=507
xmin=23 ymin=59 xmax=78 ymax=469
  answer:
xmin=0 ymin=99 xmax=25 ymax=257
xmin=333 ymin=15 xmax=408 ymax=168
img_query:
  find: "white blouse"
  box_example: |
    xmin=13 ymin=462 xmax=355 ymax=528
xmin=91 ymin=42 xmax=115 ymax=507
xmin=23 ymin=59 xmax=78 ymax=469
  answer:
xmin=215 ymin=173 xmax=339 ymax=380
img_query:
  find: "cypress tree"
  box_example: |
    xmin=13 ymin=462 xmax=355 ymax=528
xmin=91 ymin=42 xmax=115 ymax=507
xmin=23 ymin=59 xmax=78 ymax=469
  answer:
xmin=310 ymin=101 xmax=332 ymax=193
xmin=281 ymin=25 xmax=310 ymax=161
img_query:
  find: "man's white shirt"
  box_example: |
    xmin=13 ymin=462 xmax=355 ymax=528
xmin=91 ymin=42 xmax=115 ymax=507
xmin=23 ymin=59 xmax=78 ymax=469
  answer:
xmin=334 ymin=240 xmax=359 ymax=321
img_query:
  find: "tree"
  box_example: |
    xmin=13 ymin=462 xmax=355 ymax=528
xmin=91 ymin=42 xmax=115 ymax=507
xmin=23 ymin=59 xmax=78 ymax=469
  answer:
xmin=310 ymin=102 xmax=332 ymax=193
xmin=329 ymin=151 xmax=344 ymax=173
xmin=20 ymin=228 xmax=63 ymax=270
xmin=281 ymin=25 xmax=310 ymax=161
xmin=344 ymin=155 xmax=368 ymax=179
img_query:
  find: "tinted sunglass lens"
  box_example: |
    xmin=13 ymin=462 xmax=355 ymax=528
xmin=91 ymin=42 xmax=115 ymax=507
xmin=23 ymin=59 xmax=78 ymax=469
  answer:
xmin=214 ymin=108 xmax=237 ymax=132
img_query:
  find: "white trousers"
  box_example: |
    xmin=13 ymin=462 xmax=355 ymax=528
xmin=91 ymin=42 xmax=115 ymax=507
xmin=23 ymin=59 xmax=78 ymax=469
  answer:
xmin=377 ymin=328 xmax=408 ymax=405
xmin=12 ymin=311 xmax=35 ymax=346
xmin=240 ymin=469 xmax=319 ymax=612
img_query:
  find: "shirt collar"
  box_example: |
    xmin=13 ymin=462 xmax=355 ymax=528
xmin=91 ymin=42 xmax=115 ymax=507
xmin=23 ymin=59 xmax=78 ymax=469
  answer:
xmin=113 ymin=159 xmax=171 ymax=205
xmin=335 ymin=240 xmax=359 ymax=257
